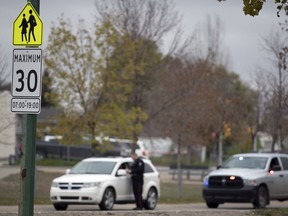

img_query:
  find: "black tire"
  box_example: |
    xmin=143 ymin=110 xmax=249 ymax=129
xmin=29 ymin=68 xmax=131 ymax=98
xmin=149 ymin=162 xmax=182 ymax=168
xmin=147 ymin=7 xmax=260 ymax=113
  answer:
xmin=99 ymin=188 xmax=115 ymax=210
xmin=206 ymin=202 xmax=219 ymax=208
xmin=143 ymin=187 xmax=158 ymax=210
xmin=253 ymin=186 xmax=268 ymax=209
xmin=53 ymin=203 xmax=68 ymax=211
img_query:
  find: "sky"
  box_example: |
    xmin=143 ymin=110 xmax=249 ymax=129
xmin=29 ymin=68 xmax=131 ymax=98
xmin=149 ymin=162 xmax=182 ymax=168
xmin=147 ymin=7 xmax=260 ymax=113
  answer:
xmin=0 ymin=0 xmax=286 ymax=86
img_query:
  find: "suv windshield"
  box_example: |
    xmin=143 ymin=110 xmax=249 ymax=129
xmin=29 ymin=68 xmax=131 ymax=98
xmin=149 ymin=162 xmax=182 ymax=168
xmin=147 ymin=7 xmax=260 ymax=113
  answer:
xmin=222 ymin=156 xmax=268 ymax=169
xmin=70 ymin=161 xmax=116 ymax=174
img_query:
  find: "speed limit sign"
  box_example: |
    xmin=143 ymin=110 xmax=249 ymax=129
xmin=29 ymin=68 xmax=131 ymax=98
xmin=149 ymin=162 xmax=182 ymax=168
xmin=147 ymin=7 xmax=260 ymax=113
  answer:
xmin=12 ymin=48 xmax=42 ymax=97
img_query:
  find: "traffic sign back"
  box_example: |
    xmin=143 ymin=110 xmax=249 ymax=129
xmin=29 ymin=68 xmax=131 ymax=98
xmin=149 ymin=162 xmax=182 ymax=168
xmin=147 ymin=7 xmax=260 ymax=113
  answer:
xmin=13 ymin=2 xmax=43 ymax=46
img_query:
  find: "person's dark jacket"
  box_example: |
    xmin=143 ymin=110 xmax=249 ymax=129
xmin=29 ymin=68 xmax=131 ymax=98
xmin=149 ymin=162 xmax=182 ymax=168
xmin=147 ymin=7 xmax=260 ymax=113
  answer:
xmin=131 ymin=157 xmax=144 ymax=181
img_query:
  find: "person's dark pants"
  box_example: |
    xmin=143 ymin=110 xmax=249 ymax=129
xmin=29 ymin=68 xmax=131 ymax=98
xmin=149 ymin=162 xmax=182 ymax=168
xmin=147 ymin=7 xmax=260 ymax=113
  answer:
xmin=132 ymin=178 xmax=143 ymax=209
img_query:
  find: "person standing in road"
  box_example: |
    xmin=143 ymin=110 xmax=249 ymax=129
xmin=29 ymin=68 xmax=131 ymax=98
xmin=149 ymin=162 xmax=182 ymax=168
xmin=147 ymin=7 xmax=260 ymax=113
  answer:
xmin=130 ymin=152 xmax=145 ymax=210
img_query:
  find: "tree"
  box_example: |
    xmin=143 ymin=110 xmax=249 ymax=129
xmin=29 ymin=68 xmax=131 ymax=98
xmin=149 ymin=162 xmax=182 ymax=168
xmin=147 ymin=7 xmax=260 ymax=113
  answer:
xmin=41 ymin=69 xmax=55 ymax=107
xmin=94 ymin=0 xmax=189 ymax=148
xmin=217 ymin=0 xmax=288 ymax=17
xmin=91 ymin=22 xmax=149 ymax=146
xmin=147 ymin=16 xmax=235 ymax=160
xmin=259 ymin=25 xmax=288 ymax=152
xmin=149 ymin=57 xmax=207 ymax=195
xmin=95 ymin=0 xmax=180 ymax=44
xmin=44 ymin=0 xmax=186 ymax=153
xmin=44 ymin=18 xmax=101 ymax=150
xmin=247 ymin=69 xmax=267 ymax=152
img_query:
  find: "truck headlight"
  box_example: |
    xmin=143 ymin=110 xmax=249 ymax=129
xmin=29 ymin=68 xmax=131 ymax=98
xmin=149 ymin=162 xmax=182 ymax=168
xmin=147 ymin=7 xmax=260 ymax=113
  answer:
xmin=83 ymin=182 xmax=101 ymax=188
xmin=243 ymin=179 xmax=257 ymax=186
xmin=203 ymin=176 xmax=209 ymax=187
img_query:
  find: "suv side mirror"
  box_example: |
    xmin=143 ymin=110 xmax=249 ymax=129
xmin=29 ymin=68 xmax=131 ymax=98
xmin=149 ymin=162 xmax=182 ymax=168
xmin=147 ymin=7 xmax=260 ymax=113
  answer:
xmin=117 ymin=169 xmax=127 ymax=176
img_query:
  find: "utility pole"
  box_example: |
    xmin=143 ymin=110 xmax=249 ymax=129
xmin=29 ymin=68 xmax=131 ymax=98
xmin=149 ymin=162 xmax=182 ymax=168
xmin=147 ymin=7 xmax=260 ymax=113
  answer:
xmin=18 ymin=1 xmax=40 ymax=216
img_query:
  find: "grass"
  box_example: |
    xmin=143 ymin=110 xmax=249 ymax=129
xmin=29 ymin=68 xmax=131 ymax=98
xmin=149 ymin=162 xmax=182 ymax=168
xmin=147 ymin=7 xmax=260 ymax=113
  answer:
xmin=35 ymin=158 xmax=80 ymax=167
xmin=0 ymin=170 xmax=204 ymax=205
xmin=0 ymin=171 xmax=61 ymax=205
xmin=160 ymin=182 xmax=203 ymax=203
xmin=252 ymin=209 xmax=288 ymax=216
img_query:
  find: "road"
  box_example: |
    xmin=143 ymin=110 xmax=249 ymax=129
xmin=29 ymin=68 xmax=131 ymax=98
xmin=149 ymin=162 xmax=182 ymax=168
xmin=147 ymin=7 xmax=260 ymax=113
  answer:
xmin=1 ymin=202 xmax=288 ymax=216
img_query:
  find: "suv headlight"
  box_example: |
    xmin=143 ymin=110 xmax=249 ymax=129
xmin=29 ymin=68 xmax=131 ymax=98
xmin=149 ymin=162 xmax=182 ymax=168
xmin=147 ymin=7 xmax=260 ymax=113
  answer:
xmin=83 ymin=182 xmax=101 ymax=188
xmin=51 ymin=182 xmax=59 ymax=188
xmin=243 ymin=179 xmax=257 ymax=186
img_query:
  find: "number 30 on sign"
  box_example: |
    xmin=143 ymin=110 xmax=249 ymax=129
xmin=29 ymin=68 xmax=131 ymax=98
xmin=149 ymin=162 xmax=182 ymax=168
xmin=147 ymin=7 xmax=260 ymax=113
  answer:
xmin=12 ymin=48 xmax=42 ymax=97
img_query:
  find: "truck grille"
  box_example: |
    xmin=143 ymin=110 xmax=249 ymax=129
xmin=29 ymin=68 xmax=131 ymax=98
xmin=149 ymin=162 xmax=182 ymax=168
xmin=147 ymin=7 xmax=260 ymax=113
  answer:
xmin=208 ymin=176 xmax=243 ymax=189
xmin=59 ymin=182 xmax=84 ymax=190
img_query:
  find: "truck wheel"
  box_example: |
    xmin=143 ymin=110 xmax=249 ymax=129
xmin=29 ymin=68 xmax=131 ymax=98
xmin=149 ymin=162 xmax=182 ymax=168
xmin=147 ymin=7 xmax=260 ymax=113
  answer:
xmin=53 ymin=203 xmax=68 ymax=211
xmin=206 ymin=202 xmax=219 ymax=208
xmin=99 ymin=188 xmax=115 ymax=210
xmin=253 ymin=186 xmax=268 ymax=209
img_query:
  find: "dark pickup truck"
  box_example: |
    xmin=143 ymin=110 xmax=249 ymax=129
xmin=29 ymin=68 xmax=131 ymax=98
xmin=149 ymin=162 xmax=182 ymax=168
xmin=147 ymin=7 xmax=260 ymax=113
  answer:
xmin=35 ymin=141 xmax=132 ymax=160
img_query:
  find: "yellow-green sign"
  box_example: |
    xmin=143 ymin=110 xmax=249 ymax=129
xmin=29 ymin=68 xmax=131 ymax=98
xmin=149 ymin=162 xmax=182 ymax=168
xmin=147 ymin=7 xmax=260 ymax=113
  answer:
xmin=13 ymin=2 xmax=43 ymax=46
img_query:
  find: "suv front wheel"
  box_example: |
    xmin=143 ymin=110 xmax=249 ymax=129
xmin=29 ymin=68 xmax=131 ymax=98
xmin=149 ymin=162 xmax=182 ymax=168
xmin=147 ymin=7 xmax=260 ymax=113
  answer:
xmin=99 ymin=188 xmax=115 ymax=210
xmin=53 ymin=203 xmax=68 ymax=211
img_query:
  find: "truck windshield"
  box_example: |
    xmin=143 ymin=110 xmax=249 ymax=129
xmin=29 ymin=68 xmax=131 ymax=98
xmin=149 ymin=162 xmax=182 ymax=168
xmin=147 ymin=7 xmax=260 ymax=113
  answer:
xmin=222 ymin=156 xmax=268 ymax=169
xmin=70 ymin=161 xmax=117 ymax=174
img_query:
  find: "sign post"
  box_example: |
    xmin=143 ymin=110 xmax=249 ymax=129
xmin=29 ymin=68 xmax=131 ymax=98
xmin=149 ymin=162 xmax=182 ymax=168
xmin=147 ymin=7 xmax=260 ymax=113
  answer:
xmin=12 ymin=1 xmax=42 ymax=216
xmin=19 ymin=114 xmax=37 ymax=216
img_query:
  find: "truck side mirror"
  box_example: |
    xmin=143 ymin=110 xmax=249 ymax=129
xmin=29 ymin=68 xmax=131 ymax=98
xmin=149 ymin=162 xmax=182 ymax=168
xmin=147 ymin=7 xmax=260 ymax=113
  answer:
xmin=270 ymin=165 xmax=281 ymax=172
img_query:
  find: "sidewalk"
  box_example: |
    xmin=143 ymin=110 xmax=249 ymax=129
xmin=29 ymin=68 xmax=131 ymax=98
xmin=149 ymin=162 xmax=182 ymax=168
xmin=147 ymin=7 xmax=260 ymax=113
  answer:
xmin=0 ymin=160 xmax=19 ymax=180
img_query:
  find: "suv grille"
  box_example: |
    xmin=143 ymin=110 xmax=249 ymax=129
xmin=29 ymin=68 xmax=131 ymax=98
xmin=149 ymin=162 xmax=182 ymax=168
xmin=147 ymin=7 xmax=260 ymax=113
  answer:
xmin=208 ymin=176 xmax=243 ymax=189
xmin=59 ymin=182 xmax=84 ymax=190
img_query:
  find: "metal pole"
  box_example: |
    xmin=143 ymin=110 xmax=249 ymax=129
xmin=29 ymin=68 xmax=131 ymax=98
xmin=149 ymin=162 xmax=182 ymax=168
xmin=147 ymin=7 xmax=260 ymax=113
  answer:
xmin=18 ymin=1 xmax=40 ymax=216
xmin=218 ymin=131 xmax=223 ymax=166
xmin=18 ymin=115 xmax=37 ymax=216
xmin=29 ymin=0 xmax=39 ymax=12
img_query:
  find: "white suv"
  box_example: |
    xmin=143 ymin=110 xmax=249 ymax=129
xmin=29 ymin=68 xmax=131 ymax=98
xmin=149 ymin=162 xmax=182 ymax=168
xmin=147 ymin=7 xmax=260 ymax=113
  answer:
xmin=203 ymin=153 xmax=288 ymax=209
xmin=50 ymin=157 xmax=160 ymax=211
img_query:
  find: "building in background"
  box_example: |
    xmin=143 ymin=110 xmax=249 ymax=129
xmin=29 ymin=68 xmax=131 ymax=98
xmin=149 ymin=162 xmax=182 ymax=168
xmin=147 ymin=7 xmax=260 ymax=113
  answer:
xmin=0 ymin=91 xmax=16 ymax=159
